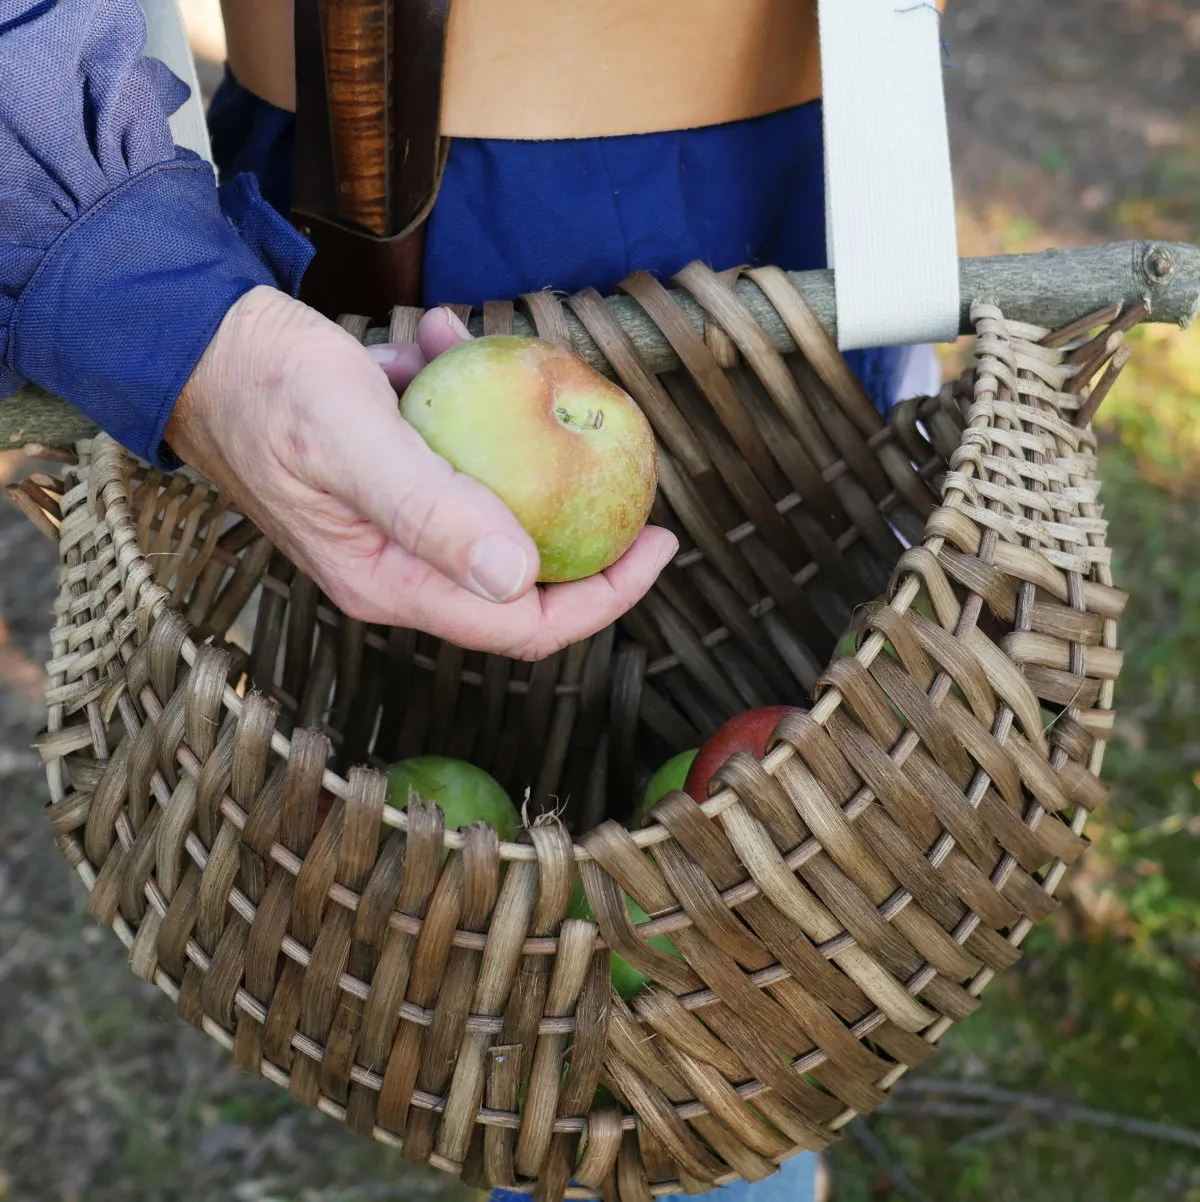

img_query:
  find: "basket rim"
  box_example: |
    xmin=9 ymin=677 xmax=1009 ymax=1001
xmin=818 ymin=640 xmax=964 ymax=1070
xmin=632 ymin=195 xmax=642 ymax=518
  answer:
xmin=74 ymin=295 xmax=1104 ymax=868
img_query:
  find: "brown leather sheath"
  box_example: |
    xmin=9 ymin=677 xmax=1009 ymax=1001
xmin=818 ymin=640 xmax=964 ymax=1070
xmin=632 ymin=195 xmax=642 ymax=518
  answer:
xmin=291 ymin=0 xmax=452 ymax=320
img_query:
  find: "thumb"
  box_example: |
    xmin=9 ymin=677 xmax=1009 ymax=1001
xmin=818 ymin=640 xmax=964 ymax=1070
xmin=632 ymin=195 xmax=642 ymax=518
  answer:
xmin=417 ymin=306 xmax=472 ymax=360
xmin=363 ymin=307 xmax=472 ymax=393
xmin=333 ymin=398 xmax=542 ymax=602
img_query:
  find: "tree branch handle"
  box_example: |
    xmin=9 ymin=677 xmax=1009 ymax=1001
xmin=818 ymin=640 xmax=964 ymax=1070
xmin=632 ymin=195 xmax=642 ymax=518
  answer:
xmin=3 ymin=241 xmax=1196 ymax=450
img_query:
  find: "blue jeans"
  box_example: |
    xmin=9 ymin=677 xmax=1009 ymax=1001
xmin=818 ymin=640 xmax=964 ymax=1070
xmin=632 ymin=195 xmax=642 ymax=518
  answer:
xmin=488 ymin=1150 xmax=821 ymax=1202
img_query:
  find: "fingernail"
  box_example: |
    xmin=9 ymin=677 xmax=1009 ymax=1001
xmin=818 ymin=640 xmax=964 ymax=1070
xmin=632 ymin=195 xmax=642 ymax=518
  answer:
xmin=366 ymin=344 xmax=399 ymax=365
xmin=469 ymin=534 xmax=528 ymax=602
xmin=442 ymin=309 xmax=471 ymax=339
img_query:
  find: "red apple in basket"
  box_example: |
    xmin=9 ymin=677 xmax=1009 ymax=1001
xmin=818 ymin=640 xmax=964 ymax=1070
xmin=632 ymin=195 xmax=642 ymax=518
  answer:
xmin=263 ymin=788 xmax=336 ymax=881
xmin=684 ymin=706 xmax=807 ymax=801
xmin=400 ymin=335 xmax=658 ymax=582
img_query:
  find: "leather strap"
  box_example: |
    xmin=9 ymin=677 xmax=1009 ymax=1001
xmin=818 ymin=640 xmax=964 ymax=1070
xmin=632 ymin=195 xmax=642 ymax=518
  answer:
xmin=292 ymin=0 xmax=452 ymax=319
xmin=392 ymin=0 xmax=452 ymax=228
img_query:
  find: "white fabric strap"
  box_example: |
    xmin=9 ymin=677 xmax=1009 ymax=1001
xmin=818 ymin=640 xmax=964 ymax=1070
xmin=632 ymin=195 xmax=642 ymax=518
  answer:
xmin=138 ymin=0 xmax=215 ymax=166
xmin=818 ymin=0 xmax=959 ymax=350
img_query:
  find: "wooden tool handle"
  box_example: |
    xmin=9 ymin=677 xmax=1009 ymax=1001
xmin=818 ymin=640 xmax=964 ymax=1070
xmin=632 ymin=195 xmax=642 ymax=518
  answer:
xmin=323 ymin=0 xmax=391 ymax=235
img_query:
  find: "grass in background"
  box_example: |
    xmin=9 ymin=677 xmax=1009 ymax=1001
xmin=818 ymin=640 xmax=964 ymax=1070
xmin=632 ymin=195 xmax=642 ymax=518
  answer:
xmin=1101 ymin=325 xmax=1200 ymax=494
xmin=830 ymin=325 xmax=1200 ymax=1201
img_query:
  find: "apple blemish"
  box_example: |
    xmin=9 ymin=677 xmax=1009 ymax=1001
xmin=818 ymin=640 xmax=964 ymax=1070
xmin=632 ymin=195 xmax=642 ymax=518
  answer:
xmin=554 ymin=405 xmax=604 ymax=431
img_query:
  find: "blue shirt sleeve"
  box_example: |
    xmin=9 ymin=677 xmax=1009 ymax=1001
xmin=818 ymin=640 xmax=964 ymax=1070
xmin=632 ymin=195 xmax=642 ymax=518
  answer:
xmin=0 ymin=0 xmax=314 ymax=468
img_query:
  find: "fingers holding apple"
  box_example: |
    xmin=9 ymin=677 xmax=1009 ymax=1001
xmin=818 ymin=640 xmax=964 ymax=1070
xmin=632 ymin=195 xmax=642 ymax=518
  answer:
xmin=363 ymin=330 xmax=678 ymax=658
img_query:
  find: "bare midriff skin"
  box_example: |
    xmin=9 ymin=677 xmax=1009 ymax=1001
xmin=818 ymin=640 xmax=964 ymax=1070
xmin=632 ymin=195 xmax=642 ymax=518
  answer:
xmin=216 ymin=0 xmax=945 ymax=138
xmin=219 ymin=0 xmax=297 ymax=111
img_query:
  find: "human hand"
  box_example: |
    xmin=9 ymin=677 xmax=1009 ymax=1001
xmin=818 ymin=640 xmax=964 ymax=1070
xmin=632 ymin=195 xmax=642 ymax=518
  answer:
xmin=166 ymin=286 xmax=677 ymax=659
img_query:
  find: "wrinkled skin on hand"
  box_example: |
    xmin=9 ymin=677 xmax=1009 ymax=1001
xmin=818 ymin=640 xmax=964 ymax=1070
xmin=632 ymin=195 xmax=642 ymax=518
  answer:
xmin=166 ymin=286 xmax=677 ymax=660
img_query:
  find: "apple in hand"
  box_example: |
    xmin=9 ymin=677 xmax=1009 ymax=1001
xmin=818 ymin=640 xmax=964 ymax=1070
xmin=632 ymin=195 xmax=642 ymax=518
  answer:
xmin=400 ymin=335 xmax=658 ymax=583
xmin=684 ymin=705 xmax=806 ymax=801
xmin=628 ymin=748 xmax=697 ymax=828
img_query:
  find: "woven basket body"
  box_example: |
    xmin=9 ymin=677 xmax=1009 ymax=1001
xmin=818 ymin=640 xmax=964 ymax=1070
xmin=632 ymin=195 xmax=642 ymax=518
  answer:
xmin=25 ymin=269 xmax=1127 ymax=1200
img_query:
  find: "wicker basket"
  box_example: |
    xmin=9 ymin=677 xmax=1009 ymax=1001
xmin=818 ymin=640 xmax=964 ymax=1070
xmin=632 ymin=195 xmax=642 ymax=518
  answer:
xmin=19 ymin=265 xmax=1128 ymax=1200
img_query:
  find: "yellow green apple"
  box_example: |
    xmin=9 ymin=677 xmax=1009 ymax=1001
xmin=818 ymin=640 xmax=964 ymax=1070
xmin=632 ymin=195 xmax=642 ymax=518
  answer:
xmin=400 ymin=334 xmax=658 ymax=583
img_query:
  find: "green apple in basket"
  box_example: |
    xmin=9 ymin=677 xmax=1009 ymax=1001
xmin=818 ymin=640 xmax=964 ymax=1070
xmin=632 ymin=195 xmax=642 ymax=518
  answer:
xmin=314 ymin=756 xmax=520 ymax=848
xmin=627 ymin=748 xmax=698 ymax=828
xmin=833 ymin=587 xmax=957 ymax=724
xmin=834 ymin=585 xmax=941 ymax=663
xmin=832 ymin=589 xmax=1060 ymax=732
xmin=400 ymin=334 xmax=658 ymax=582
xmin=567 ymin=876 xmax=682 ymax=1001
xmin=541 ymin=747 xmax=696 ymax=998
xmin=386 ymin=756 xmax=521 ymax=849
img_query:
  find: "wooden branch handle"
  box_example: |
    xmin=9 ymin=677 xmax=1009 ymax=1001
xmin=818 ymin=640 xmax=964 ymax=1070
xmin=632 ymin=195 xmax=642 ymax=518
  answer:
xmin=3 ymin=240 xmax=1196 ymax=449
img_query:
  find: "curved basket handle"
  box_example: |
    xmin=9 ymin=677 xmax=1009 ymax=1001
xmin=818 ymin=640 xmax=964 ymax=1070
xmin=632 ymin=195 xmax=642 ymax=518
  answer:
xmin=818 ymin=0 xmax=960 ymax=350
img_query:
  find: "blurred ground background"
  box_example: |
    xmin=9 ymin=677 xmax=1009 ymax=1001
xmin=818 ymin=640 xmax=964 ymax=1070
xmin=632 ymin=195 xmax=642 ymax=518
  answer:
xmin=1 ymin=1 xmax=1198 ymax=1199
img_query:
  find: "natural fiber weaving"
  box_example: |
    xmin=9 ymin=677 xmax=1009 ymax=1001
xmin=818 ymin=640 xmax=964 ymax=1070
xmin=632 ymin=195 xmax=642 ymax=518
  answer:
xmin=17 ymin=266 xmax=1128 ymax=1200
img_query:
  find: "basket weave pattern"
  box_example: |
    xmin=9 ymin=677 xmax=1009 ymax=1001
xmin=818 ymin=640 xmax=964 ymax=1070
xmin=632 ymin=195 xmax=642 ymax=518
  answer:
xmin=25 ymin=269 xmax=1127 ymax=1200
